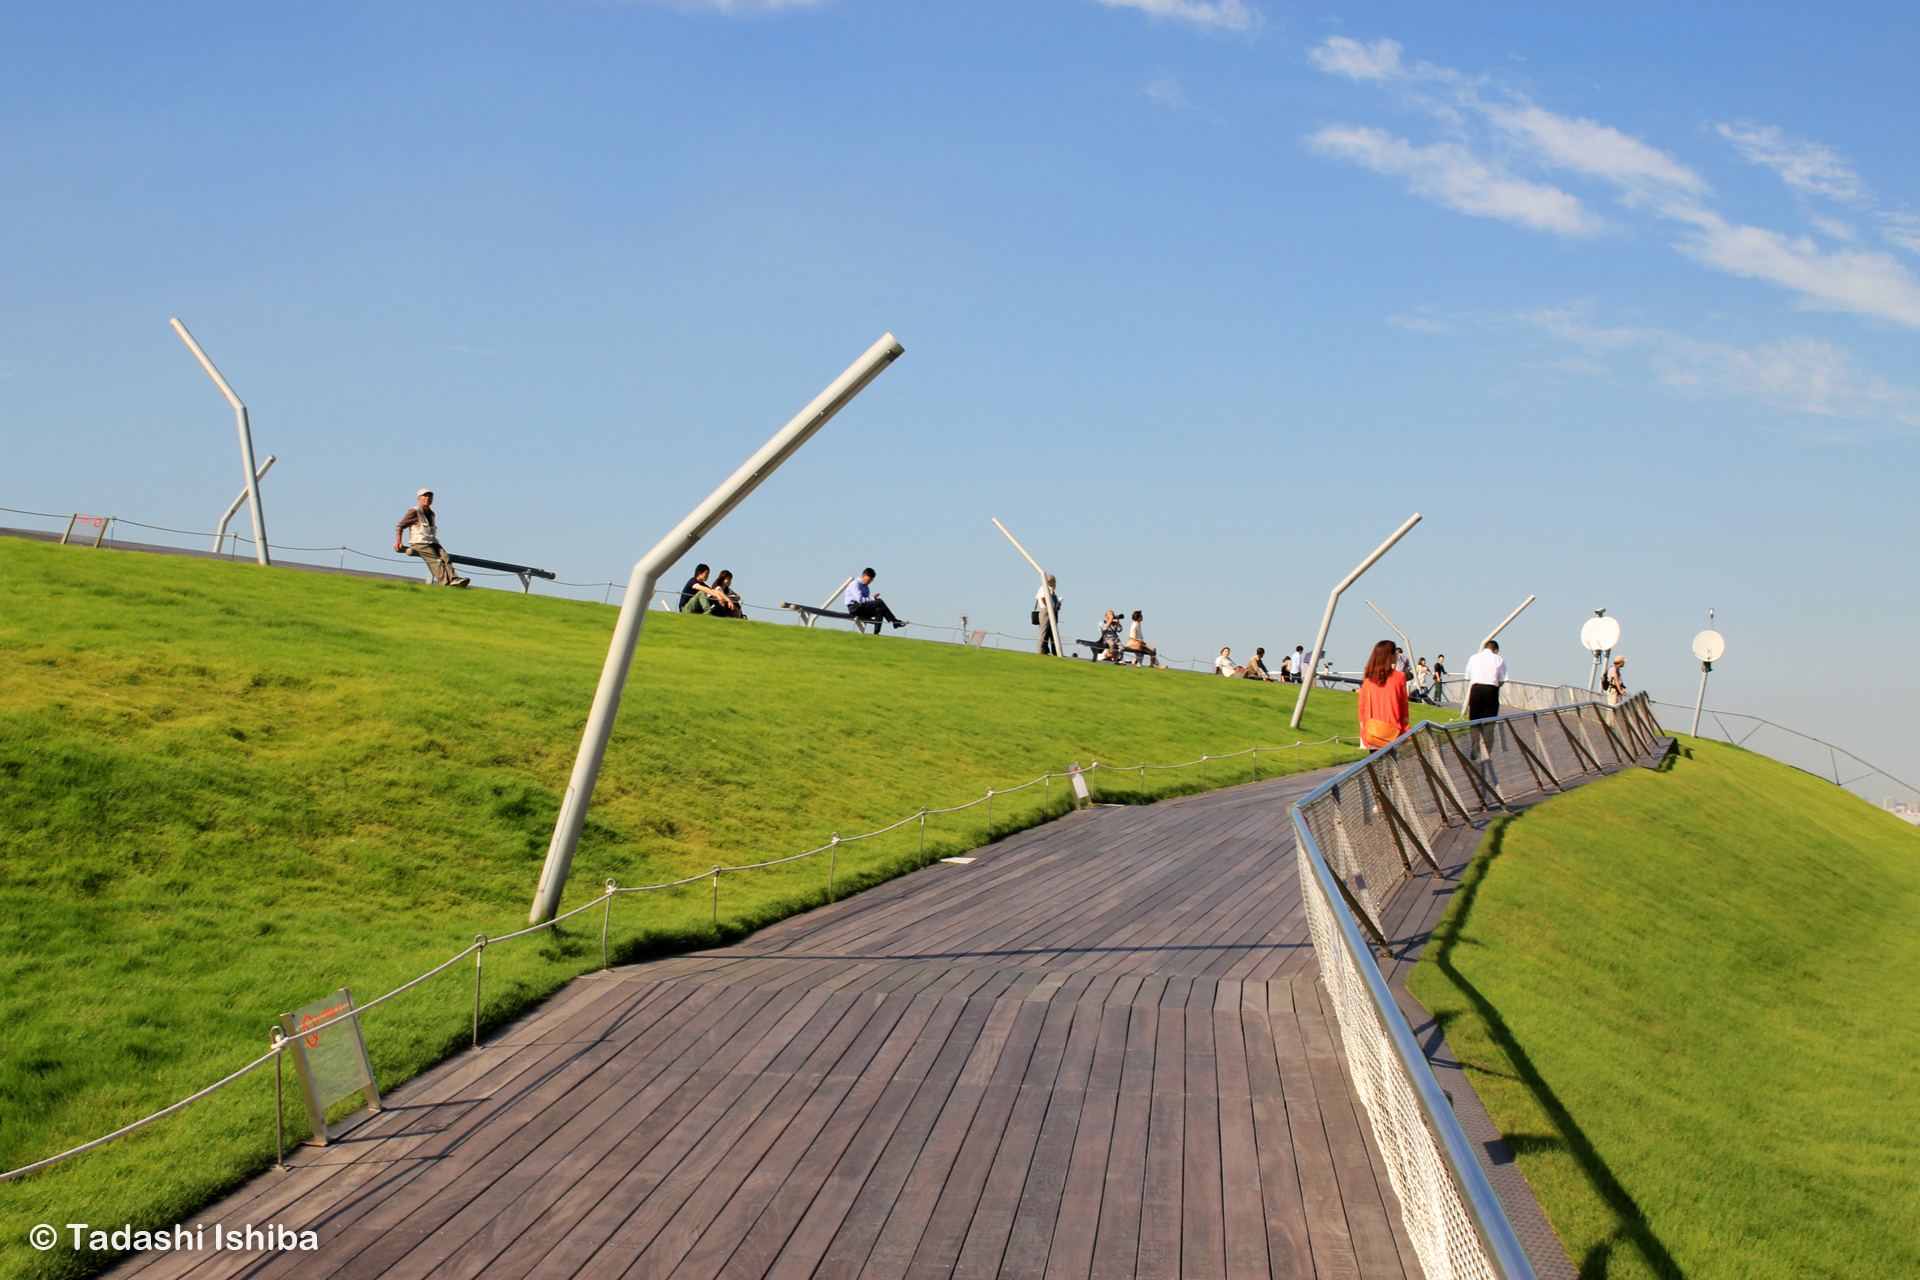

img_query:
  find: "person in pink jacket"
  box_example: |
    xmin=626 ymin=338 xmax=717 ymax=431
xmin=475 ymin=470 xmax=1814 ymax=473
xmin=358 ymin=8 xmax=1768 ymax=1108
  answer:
xmin=1357 ymin=639 xmax=1411 ymax=749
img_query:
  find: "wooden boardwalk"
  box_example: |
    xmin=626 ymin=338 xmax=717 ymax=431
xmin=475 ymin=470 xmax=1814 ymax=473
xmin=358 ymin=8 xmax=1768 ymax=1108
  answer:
xmin=116 ymin=770 xmax=1430 ymax=1280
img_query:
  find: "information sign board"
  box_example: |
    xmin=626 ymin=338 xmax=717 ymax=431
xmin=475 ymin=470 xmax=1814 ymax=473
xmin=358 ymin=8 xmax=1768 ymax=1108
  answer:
xmin=279 ymin=988 xmax=381 ymax=1146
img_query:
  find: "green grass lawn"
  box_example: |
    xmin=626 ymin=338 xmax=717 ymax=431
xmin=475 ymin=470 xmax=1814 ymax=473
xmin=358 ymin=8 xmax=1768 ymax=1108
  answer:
xmin=0 ymin=535 xmax=1437 ymax=1278
xmin=1409 ymin=738 xmax=1920 ymax=1280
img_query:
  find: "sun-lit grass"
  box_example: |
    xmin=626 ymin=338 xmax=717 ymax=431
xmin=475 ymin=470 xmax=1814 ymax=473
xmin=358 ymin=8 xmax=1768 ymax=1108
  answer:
xmin=0 ymin=535 xmax=1447 ymax=1277
xmin=1409 ymin=738 xmax=1920 ymax=1280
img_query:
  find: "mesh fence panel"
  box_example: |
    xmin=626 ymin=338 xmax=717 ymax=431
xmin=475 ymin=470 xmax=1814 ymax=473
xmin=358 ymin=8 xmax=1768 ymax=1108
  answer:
xmin=1299 ymin=837 xmax=1501 ymax=1280
xmin=1293 ymin=692 xmax=1663 ymax=1279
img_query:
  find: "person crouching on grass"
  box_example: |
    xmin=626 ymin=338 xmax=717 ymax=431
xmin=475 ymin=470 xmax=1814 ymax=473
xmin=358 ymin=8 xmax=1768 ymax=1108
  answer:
xmin=1357 ymin=639 xmax=1411 ymax=750
xmin=394 ymin=489 xmax=469 ymax=587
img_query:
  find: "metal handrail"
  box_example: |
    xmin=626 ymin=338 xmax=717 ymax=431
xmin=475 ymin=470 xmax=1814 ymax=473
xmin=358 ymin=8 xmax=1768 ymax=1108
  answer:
xmin=1293 ymin=809 xmax=1539 ymax=1280
xmin=1287 ymin=685 xmax=1653 ymax=1280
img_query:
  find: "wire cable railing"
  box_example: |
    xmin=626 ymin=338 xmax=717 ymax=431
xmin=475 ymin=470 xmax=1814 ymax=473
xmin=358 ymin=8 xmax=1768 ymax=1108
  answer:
xmin=1290 ymin=689 xmax=1665 ymax=1280
xmin=0 ymin=730 xmax=1361 ymax=1186
xmin=5 ymin=503 xmax=1314 ymax=666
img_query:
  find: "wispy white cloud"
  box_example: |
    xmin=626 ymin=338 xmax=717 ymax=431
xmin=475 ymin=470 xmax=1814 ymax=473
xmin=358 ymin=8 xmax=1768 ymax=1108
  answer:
xmin=1881 ymin=213 xmax=1920 ymax=256
xmin=1524 ymin=306 xmax=1920 ymax=429
xmin=1094 ymin=0 xmax=1261 ymax=33
xmin=1484 ymin=104 xmax=1708 ymax=200
xmin=1306 ymin=35 xmax=1920 ymax=329
xmin=1308 ymin=126 xmax=1600 ymax=235
xmin=1667 ymin=208 xmax=1920 ymax=327
xmin=1310 ymin=36 xmax=1407 ymax=81
xmin=1715 ymin=121 xmax=1868 ymax=204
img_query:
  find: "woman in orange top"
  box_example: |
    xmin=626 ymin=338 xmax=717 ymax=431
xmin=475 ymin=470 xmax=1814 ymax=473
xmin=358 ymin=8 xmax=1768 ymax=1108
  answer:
xmin=1357 ymin=639 xmax=1411 ymax=749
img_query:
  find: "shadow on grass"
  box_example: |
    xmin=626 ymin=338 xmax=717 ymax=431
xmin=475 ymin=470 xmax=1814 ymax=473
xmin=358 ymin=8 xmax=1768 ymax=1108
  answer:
xmin=1430 ymin=815 xmax=1687 ymax=1280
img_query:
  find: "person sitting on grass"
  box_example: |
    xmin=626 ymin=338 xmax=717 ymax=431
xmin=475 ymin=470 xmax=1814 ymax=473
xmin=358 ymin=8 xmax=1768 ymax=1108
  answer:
xmin=1242 ymin=647 xmax=1276 ymax=680
xmin=1358 ymin=638 xmax=1412 ymax=750
xmin=1214 ymin=647 xmax=1242 ymax=677
xmin=686 ymin=569 xmax=742 ymax=617
xmin=844 ymin=567 xmax=907 ymax=630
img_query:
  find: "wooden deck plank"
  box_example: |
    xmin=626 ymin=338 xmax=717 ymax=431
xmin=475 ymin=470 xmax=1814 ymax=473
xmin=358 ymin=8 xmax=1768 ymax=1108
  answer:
xmin=111 ymin=751 xmax=1631 ymax=1280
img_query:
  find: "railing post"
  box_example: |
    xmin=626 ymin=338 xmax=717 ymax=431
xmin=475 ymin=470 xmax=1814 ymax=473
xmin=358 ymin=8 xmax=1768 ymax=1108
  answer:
xmin=1202 ymin=754 xmax=1208 ymax=789
xmin=986 ymin=788 xmax=994 ymax=835
xmin=602 ymin=879 xmax=616 ymax=970
xmin=271 ymin=1028 xmax=286 ymax=1171
xmin=828 ymin=834 xmax=840 ymax=900
xmin=919 ymin=809 xmax=927 ymax=865
xmin=471 ymin=935 xmax=487 ymax=1049
xmin=712 ymin=865 xmax=720 ymax=926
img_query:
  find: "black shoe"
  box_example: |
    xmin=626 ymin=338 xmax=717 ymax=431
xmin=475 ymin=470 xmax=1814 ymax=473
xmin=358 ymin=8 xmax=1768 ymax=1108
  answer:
xmin=892 ymin=619 xmax=908 ymax=629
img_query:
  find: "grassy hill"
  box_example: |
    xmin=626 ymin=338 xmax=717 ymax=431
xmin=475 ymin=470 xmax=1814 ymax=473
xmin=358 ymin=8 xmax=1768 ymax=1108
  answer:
xmin=1410 ymin=738 xmax=1920 ymax=1280
xmin=0 ymin=535 xmax=1410 ymax=1277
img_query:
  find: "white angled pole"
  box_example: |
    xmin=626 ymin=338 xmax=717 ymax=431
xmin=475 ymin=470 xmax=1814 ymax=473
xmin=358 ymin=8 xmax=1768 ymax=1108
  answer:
xmin=1482 ymin=594 xmax=1536 ymax=647
xmin=214 ymin=455 xmax=276 ymax=553
xmin=991 ymin=518 xmax=1064 ymax=659
xmin=529 ymin=333 xmax=904 ymax=922
xmin=1290 ymin=513 xmax=1422 ymax=729
xmin=171 ymin=319 xmax=270 ymax=566
xmin=1363 ymin=599 xmax=1411 ymax=659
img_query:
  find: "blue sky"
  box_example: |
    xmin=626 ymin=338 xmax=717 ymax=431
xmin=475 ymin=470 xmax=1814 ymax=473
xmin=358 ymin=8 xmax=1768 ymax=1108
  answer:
xmin=4 ymin=1 xmax=1916 ymax=793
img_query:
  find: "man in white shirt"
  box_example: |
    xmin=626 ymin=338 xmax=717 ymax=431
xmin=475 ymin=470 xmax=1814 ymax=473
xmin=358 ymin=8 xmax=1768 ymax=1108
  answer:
xmin=1036 ymin=575 xmax=1061 ymax=655
xmin=1463 ymin=640 xmax=1507 ymax=720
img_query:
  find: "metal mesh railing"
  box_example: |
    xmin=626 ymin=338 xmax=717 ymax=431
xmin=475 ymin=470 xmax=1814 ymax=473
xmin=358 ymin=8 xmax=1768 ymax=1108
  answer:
xmin=1291 ymin=690 xmax=1664 ymax=1280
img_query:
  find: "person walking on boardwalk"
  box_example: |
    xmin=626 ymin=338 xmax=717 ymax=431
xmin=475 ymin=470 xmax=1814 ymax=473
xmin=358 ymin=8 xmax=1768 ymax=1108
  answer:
xmin=1358 ymin=640 xmax=1411 ymax=749
xmin=1464 ymin=640 xmax=1506 ymax=720
xmin=393 ymin=489 xmax=469 ymax=587
xmin=1463 ymin=639 xmax=1508 ymax=792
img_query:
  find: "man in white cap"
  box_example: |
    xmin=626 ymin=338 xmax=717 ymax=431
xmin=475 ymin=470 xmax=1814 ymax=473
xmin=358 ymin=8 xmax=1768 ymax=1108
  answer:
xmin=393 ymin=488 xmax=470 ymax=587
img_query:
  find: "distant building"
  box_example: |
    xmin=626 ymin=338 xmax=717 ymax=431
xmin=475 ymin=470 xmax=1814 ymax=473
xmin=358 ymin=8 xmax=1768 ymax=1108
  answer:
xmin=1882 ymin=798 xmax=1920 ymax=825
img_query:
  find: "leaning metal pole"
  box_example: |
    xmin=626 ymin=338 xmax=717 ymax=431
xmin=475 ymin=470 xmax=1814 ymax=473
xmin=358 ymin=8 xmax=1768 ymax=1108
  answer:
xmin=990 ymin=518 xmax=1064 ymax=659
xmin=170 ymin=319 xmax=270 ymax=567
xmin=1290 ymin=513 xmax=1421 ymax=729
xmin=213 ymin=455 xmax=276 ymax=553
xmin=529 ymin=333 xmax=904 ymax=922
xmin=1482 ymin=594 xmax=1536 ymax=647
xmin=1363 ymin=599 xmax=1412 ymax=661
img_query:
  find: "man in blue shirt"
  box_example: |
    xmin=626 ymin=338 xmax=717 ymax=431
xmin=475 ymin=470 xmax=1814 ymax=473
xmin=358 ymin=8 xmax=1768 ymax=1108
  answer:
xmin=679 ymin=564 xmax=711 ymax=612
xmin=844 ymin=567 xmax=907 ymax=630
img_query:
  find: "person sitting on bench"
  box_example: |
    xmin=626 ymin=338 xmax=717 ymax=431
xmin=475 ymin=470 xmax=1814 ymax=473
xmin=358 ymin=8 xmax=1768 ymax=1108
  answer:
xmin=1097 ymin=610 xmax=1123 ymax=661
xmin=1124 ymin=611 xmax=1164 ymax=668
xmin=686 ymin=568 xmax=742 ymax=617
xmin=393 ymin=488 xmax=470 ymax=587
xmin=844 ymin=568 xmax=907 ymax=630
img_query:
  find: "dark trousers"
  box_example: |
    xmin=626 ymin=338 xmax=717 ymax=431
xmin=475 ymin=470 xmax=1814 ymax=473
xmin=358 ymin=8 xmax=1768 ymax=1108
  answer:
xmin=1467 ymin=683 xmax=1502 ymax=720
xmin=848 ymin=599 xmax=900 ymax=628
